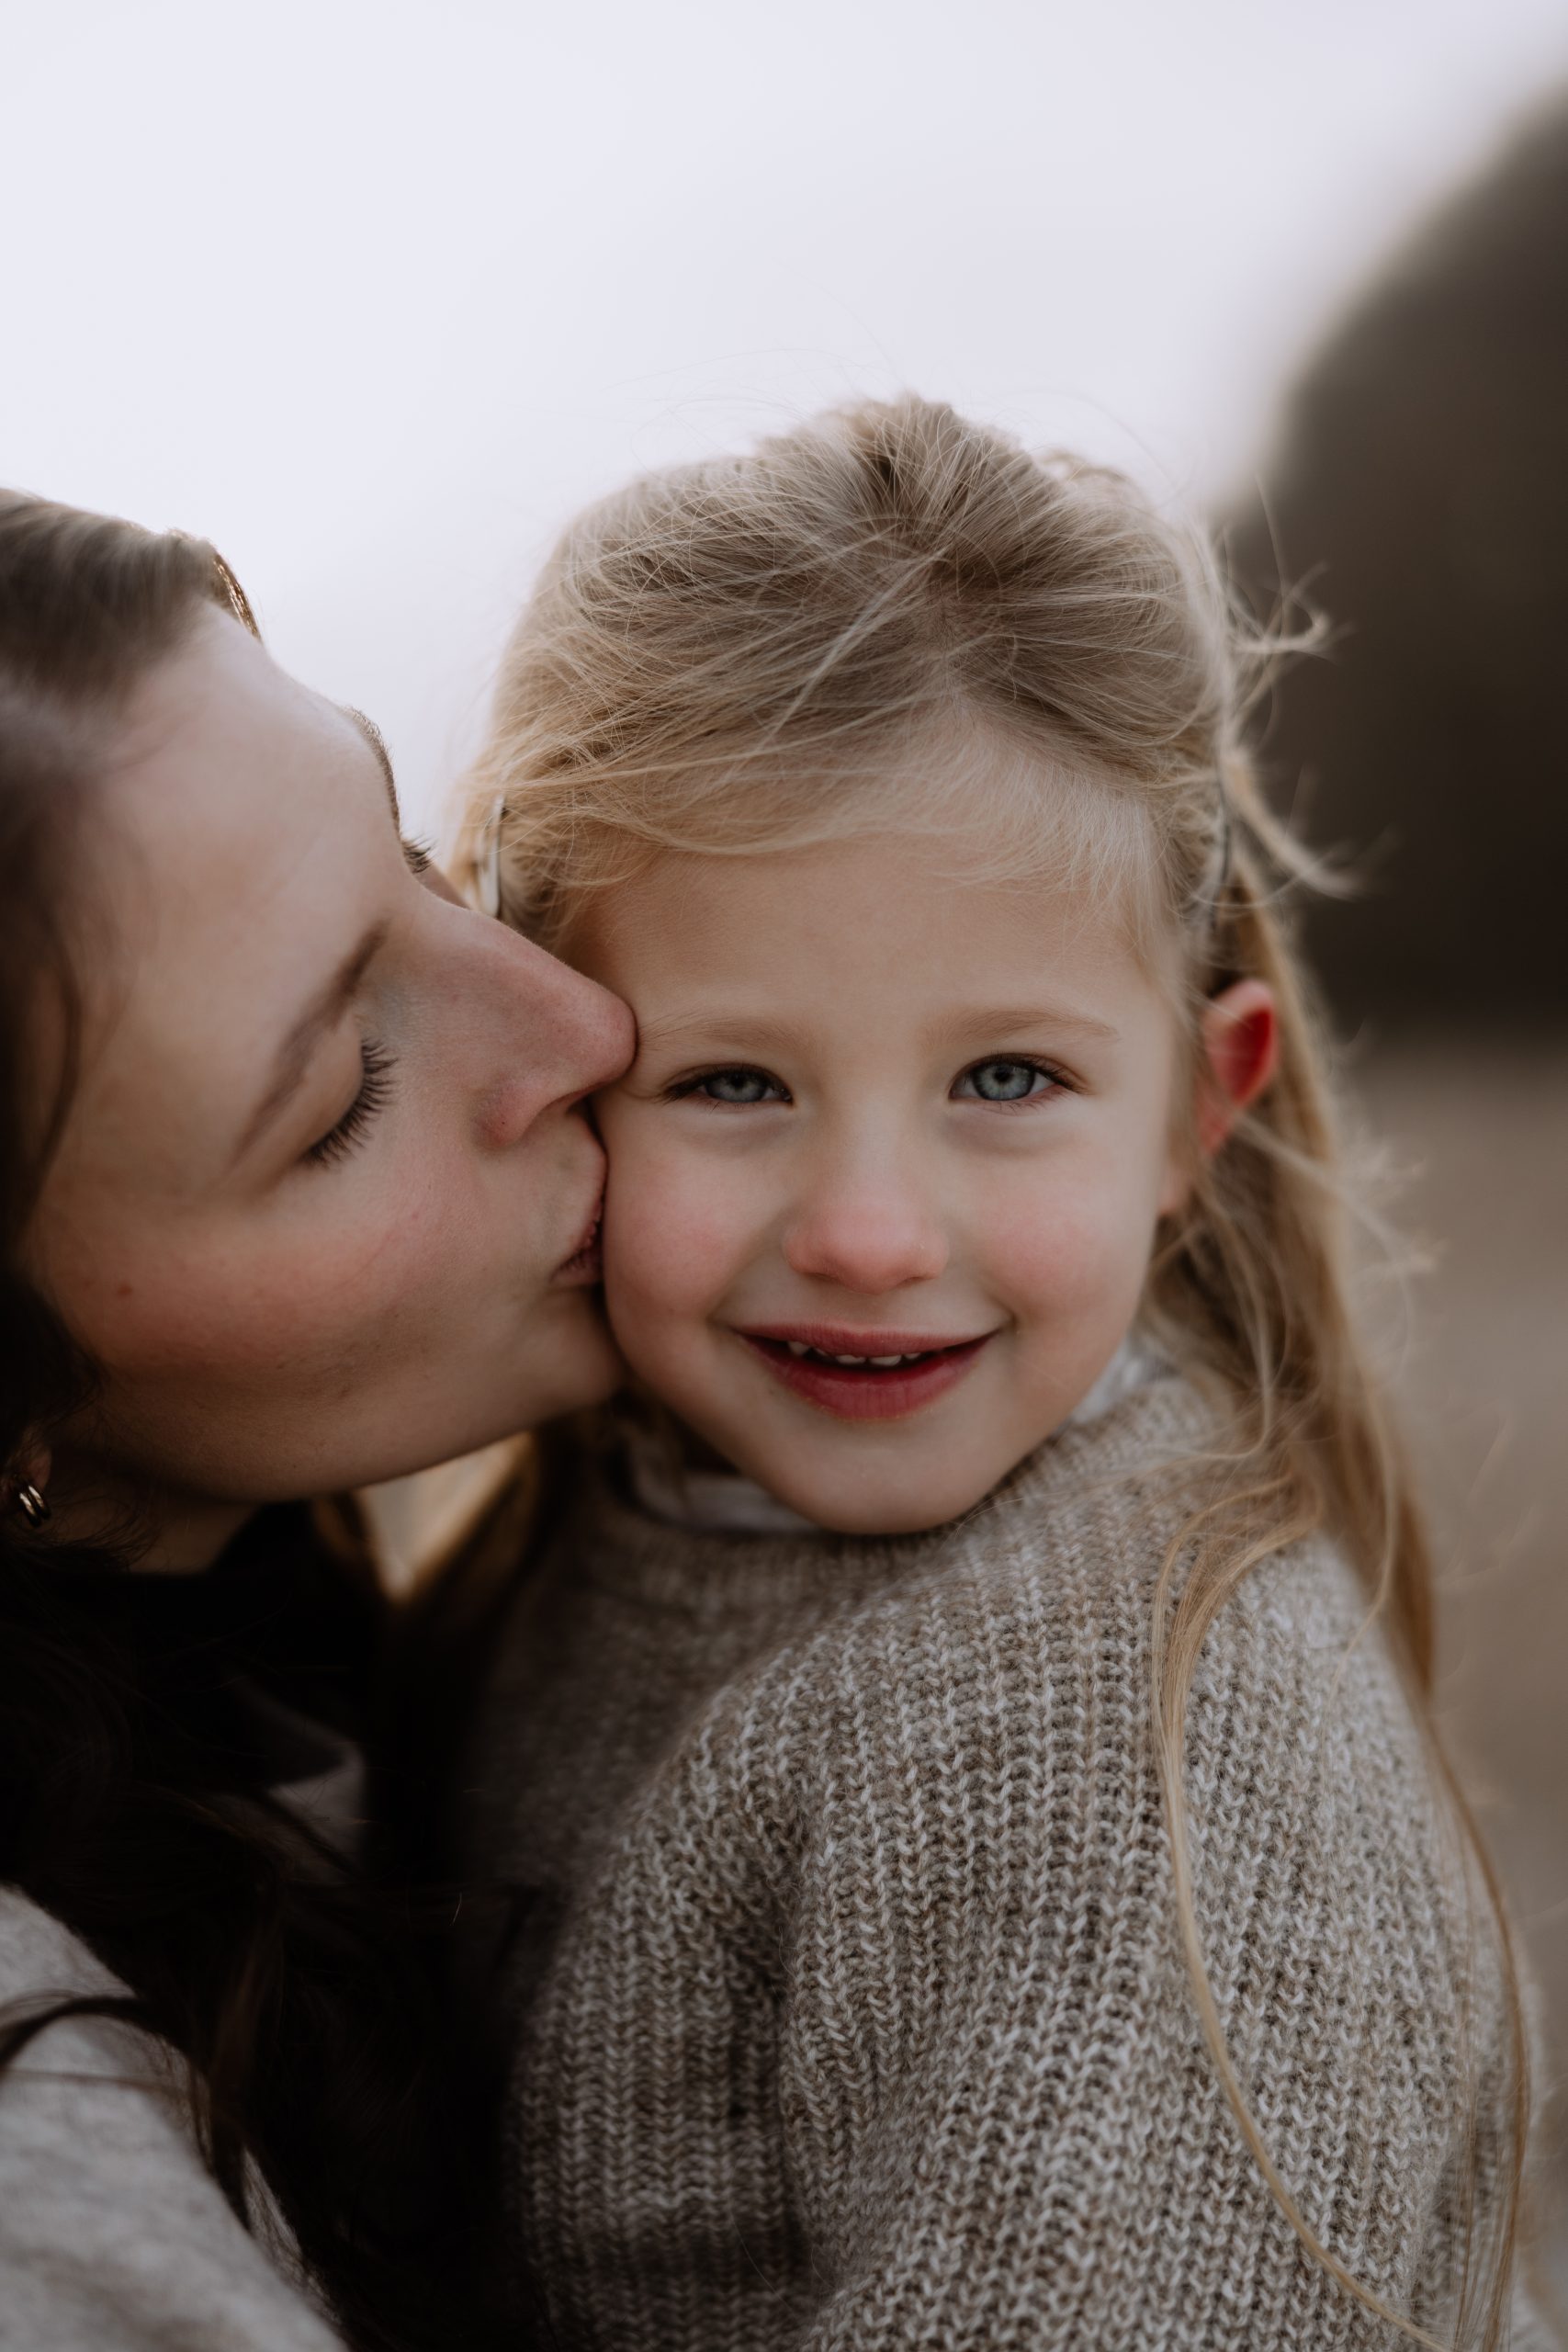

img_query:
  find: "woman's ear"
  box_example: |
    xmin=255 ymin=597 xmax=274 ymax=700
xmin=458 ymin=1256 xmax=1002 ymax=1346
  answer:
xmin=1195 ymin=978 xmax=1278 ymax=1156
xmin=4 ymin=1436 xmax=51 ymax=1511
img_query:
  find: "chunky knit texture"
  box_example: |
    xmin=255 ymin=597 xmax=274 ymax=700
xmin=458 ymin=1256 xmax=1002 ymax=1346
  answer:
xmin=0 ymin=1889 xmax=343 ymax=2351
xmin=463 ymin=1374 xmax=1520 ymax=2350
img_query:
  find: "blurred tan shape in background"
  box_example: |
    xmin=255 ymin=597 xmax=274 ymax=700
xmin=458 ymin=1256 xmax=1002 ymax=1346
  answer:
xmin=1227 ymin=99 xmax=1568 ymax=2286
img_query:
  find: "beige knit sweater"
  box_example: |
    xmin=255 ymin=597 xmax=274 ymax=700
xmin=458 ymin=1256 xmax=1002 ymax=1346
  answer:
xmin=462 ymin=1373 xmax=1521 ymax=2350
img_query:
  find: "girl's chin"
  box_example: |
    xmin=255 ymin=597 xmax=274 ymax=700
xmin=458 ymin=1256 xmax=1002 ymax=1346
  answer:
xmin=773 ymin=1487 xmax=989 ymax=1537
xmin=734 ymin=1447 xmax=1012 ymax=1538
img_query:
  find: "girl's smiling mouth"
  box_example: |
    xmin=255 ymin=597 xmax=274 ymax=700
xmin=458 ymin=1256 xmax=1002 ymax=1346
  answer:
xmin=735 ymin=1323 xmax=996 ymax=1421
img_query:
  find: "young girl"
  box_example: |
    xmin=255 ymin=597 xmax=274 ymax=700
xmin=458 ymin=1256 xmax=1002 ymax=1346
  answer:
xmin=456 ymin=399 xmax=1537 ymax=2350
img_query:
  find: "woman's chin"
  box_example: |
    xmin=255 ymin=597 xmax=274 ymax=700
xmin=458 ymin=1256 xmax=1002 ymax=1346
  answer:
xmin=344 ymin=1296 xmax=626 ymax=1496
xmin=524 ymin=1286 xmax=627 ymax=1423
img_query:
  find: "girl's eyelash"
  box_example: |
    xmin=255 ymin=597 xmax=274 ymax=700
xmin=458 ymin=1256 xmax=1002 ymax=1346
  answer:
xmin=955 ymin=1054 xmax=1074 ymax=1101
xmin=306 ymin=1038 xmax=399 ymax=1168
xmin=660 ymin=1057 xmax=1071 ymax=1107
xmin=666 ymin=1067 xmax=790 ymax=1106
xmin=401 ymin=836 xmax=434 ymax=876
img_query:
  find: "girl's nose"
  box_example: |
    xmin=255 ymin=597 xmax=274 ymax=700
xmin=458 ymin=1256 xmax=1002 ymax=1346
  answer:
xmin=783 ymin=1167 xmax=949 ymax=1295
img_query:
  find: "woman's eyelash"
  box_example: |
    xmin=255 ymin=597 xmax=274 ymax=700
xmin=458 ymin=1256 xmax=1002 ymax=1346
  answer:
xmin=401 ymin=835 xmax=435 ymax=876
xmin=306 ymin=1039 xmax=399 ymax=1168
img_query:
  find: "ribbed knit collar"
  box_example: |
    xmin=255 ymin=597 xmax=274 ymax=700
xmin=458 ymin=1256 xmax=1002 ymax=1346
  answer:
xmin=572 ymin=1363 xmax=1215 ymax=1623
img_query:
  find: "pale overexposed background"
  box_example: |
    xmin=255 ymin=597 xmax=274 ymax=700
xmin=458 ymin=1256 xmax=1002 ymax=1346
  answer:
xmin=5 ymin=0 xmax=1566 ymax=838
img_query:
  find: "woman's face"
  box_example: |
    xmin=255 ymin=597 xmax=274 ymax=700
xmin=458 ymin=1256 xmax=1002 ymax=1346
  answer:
xmin=28 ymin=608 xmax=632 ymax=1562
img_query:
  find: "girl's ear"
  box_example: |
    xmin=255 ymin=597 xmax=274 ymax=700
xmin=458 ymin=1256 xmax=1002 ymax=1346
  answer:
xmin=1195 ymin=978 xmax=1278 ymax=1156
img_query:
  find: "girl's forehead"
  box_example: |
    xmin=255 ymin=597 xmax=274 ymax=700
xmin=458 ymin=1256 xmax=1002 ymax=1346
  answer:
xmin=560 ymin=725 xmax=1176 ymax=980
xmin=573 ymin=834 xmax=1169 ymax=1022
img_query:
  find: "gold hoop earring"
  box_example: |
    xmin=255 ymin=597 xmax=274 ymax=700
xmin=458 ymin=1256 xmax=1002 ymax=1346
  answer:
xmin=13 ymin=1482 xmax=51 ymax=1529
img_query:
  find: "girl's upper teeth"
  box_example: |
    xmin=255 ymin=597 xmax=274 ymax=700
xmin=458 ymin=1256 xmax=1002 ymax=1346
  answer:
xmin=781 ymin=1340 xmax=925 ymax=1366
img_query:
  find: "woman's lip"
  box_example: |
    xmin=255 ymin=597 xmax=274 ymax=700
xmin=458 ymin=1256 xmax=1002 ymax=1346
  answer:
xmin=737 ymin=1331 xmax=993 ymax=1422
xmin=551 ymin=1193 xmax=604 ymax=1286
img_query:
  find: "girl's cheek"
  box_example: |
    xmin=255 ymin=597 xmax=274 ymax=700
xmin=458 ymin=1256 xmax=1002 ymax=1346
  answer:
xmin=605 ymin=1197 xmax=739 ymax=1324
xmin=604 ymin=1136 xmax=757 ymax=1319
xmin=978 ymin=1173 xmax=1145 ymax=1319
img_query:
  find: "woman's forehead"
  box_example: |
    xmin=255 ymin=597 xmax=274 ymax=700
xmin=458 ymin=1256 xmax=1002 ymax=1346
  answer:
xmin=107 ymin=614 xmax=358 ymax=844
xmin=62 ymin=618 xmax=395 ymax=1139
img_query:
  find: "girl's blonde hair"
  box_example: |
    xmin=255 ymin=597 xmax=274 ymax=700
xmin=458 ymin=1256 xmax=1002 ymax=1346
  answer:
xmin=459 ymin=396 xmax=1526 ymax=2346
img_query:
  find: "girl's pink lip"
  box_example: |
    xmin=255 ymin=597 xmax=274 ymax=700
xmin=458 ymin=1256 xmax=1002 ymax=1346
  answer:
xmin=737 ymin=1330 xmax=993 ymax=1422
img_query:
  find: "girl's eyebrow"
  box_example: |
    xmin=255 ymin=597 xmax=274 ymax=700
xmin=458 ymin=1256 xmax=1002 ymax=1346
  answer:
xmin=637 ymin=1012 xmax=803 ymax=1056
xmin=950 ymin=1003 xmax=1120 ymax=1044
xmin=637 ymin=1004 xmax=1120 ymax=1052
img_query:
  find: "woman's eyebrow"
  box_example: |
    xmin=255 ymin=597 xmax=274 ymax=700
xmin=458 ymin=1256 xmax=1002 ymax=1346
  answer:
xmin=232 ymin=920 xmax=389 ymax=1167
xmin=341 ymin=704 xmax=400 ymax=822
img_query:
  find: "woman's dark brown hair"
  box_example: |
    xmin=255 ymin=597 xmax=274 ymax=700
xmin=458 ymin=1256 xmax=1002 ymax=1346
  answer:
xmin=0 ymin=492 xmax=510 ymax=2351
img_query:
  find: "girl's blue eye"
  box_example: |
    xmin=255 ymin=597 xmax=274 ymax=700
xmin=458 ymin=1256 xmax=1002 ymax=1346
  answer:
xmin=692 ymin=1067 xmax=784 ymax=1106
xmin=957 ymin=1057 xmax=1055 ymax=1103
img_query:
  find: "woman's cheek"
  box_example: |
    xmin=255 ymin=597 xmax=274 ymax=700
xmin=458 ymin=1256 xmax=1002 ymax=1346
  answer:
xmin=91 ymin=1175 xmax=446 ymax=1382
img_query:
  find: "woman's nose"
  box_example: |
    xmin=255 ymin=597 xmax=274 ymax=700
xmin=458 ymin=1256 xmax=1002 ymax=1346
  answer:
xmin=469 ymin=922 xmax=635 ymax=1145
xmin=545 ymin=952 xmax=636 ymax=1106
xmin=783 ymin=1161 xmax=949 ymax=1294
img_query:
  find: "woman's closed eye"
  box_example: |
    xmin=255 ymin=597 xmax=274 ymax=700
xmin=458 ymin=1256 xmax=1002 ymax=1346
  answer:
xmin=953 ymin=1056 xmax=1067 ymax=1104
xmin=306 ymin=1038 xmax=400 ymax=1168
xmin=669 ymin=1066 xmax=791 ymax=1108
